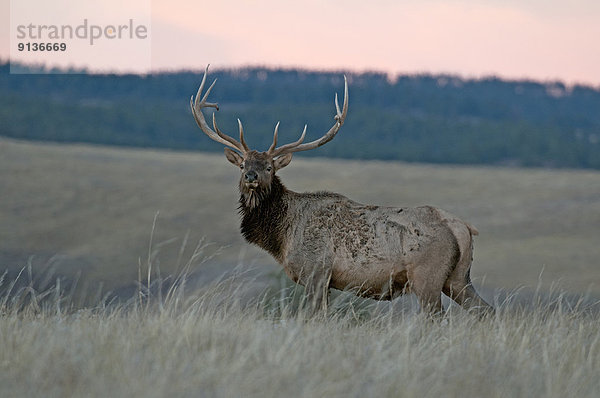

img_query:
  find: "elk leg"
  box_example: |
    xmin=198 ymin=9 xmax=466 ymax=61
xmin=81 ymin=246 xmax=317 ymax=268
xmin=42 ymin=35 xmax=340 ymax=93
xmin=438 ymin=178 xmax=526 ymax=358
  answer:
xmin=442 ymin=230 xmax=494 ymax=316
xmin=415 ymin=290 xmax=443 ymax=315
xmin=302 ymin=267 xmax=331 ymax=316
xmin=443 ymin=282 xmax=493 ymax=316
xmin=408 ymin=266 xmax=445 ymax=316
xmin=443 ymin=244 xmax=494 ymax=316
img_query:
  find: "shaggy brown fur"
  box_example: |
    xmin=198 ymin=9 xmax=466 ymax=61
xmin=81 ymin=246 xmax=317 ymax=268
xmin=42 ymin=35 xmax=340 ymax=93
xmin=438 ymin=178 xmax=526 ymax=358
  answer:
xmin=232 ymin=152 xmax=492 ymax=316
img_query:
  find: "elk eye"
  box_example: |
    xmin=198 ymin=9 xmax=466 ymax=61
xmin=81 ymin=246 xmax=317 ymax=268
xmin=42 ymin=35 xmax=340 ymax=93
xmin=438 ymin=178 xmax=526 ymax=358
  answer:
xmin=240 ymin=163 xmax=245 ymax=170
xmin=266 ymin=166 xmax=272 ymax=172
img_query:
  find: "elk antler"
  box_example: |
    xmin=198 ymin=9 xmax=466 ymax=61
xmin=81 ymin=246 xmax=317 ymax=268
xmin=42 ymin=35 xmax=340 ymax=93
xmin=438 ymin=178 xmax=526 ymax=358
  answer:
xmin=190 ymin=65 xmax=249 ymax=154
xmin=268 ymin=76 xmax=348 ymax=158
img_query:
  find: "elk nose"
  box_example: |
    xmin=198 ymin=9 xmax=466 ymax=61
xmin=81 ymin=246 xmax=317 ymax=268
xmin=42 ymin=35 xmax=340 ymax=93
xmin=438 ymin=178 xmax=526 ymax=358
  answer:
xmin=244 ymin=170 xmax=258 ymax=182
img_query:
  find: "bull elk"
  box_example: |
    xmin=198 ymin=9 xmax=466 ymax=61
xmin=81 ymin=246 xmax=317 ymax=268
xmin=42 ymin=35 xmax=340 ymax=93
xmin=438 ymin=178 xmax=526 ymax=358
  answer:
xmin=191 ymin=66 xmax=493 ymax=316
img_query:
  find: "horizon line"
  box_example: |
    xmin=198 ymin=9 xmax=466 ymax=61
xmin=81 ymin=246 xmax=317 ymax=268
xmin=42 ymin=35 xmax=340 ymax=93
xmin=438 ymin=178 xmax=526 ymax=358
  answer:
xmin=3 ymin=59 xmax=599 ymax=90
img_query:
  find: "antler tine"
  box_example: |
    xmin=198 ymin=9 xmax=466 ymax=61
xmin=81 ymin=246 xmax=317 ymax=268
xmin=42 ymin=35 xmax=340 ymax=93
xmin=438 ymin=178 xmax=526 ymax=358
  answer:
xmin=271 ymin=75 xmax=348 ymax=157
xmin=339 ymin=75 xmax=349 ymax=121
xmin=237 ymin=119 xmax=250 ymax=152
xmin=211 ymin=113 xmax=247 ymax=150
xmin=270 ymin=125 xmax=307 ymax=157
xmin=267 ymin=121 xmax=280 ymax=154
xmin=190 ymin=65 xmax=247 ymax=154
xmin=194 ymin=65 xmax=219 ymax=111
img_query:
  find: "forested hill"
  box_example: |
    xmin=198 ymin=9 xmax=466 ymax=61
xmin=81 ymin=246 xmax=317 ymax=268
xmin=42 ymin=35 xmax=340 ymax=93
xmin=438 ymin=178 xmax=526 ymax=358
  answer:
xmin=1 ymin=62 xmax=599 ymax=168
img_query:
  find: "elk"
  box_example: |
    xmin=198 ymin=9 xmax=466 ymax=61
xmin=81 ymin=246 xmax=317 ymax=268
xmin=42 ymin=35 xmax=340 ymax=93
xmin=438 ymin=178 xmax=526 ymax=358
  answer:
xmin=191 ymin=66 xmax=493 ymax=316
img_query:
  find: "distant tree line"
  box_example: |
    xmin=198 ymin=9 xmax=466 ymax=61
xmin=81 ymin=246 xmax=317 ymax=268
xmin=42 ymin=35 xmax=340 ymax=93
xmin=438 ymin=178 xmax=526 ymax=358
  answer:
xmin=1 ymin=62 xmax=599 ymax=168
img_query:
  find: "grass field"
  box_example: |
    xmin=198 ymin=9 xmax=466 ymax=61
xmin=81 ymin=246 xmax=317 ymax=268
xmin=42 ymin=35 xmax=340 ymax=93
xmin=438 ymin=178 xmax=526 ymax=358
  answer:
xmin=0 ymin=269 xmax=599 ymax=398
xmin=1 ymin=138 xmax=600 ymax=397
xmin=2 ymin=138 xmax=599 ymax=296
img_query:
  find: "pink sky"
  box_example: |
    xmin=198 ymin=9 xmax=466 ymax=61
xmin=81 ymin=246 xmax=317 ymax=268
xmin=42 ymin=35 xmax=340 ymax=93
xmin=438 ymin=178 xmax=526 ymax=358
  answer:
xmin=2 ymin=0 xmax=600 ymax=86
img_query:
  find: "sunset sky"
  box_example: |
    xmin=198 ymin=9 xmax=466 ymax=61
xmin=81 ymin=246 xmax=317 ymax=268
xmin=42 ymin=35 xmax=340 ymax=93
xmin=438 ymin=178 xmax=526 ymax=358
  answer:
xmin=2 ymin=0 xmax=600 ymax=86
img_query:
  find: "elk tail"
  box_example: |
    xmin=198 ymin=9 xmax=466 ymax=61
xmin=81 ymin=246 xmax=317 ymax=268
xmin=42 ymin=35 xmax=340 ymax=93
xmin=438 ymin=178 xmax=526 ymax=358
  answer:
xmin=466 ymin=222 xmax=479 ymax=236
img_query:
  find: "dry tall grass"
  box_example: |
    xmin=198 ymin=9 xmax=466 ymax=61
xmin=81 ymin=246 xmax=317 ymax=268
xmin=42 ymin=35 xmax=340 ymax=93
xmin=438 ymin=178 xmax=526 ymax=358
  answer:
xmin=1 ymin=261 xmax=598 ymax=398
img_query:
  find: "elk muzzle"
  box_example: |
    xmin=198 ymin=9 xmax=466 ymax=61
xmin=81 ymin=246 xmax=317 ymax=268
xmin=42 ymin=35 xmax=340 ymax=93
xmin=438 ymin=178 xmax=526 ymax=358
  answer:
xmin=244 ymin=170 xmax=258 ymax=183
xmin=244 ymin=170 xmax=260 ymax=190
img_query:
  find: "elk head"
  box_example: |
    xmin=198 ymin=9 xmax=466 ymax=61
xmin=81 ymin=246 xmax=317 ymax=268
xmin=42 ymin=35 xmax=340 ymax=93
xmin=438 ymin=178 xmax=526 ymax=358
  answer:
xmin=190 ymin=65 xmax=348 ymax=208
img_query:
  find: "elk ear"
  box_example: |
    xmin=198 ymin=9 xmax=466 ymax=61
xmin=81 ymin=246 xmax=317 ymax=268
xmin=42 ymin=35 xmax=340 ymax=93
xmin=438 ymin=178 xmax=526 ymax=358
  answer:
xmin=224 ymin=148 xmax=243 ymax=167
xmin=273 ymin=153 xmax=293 ymax=171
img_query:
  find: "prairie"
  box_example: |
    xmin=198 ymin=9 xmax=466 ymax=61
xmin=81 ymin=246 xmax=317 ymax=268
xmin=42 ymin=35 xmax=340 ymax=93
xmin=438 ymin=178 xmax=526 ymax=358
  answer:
xmin=1 ymin=138 xmax=600 ymax=397
xmin=2 ymin=138 xmax=599 ymax=297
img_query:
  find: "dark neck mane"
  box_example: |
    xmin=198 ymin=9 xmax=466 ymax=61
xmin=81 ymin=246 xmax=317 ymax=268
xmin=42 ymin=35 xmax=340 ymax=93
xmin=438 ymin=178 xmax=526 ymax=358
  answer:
xmin=238 ymin=176 xmax=288 ymax=261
